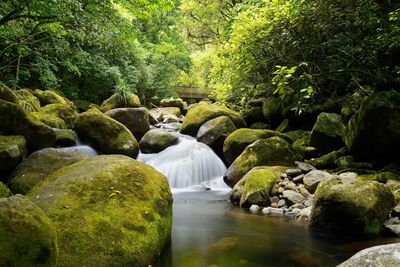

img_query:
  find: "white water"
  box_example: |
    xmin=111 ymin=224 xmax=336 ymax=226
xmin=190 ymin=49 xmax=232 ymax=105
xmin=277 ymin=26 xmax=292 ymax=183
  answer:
xmin=59 ymin=130 xmax=98 ymax=156
xmin=138 ymin=134 xmax=229 ymax=190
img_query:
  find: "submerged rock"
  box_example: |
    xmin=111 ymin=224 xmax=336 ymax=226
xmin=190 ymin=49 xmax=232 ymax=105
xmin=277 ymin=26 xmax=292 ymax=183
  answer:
xmin=139 ymin=129 xmax=179 ymax=153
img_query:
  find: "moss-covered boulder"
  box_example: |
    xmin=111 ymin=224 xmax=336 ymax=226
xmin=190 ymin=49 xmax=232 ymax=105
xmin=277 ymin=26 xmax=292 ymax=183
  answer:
xmin=344 ymin=90 xmax=400 ymax=164
xmin=358 ymin=172 xmax=400 ymax=184
xmin=74 ymin=109 xmax=139 ymax=158
xmin=341 ymin=89 xmax=372 ymax=124
xmin=40 ymin=104 xmax=79 ymax=129
xmin=105 ymin=107 xmax=150 ymax=140
xmin=181 ymin=103 xmax=245 ymax=136
xmin=15 ymin=89 xmax=41 ymax=111
xmin=160 ymin=98 xmax=184 ymax=110
xmin=0 ymin=194 xmax=58 ymax=266
xmin=139 ymin=129 xmax=179 ymax=153
xmin=310 ymin=178 xmax=395 ymax=236
xmin=310 ymin=113 xmax=345 ymax=154
xmin=0 ymin=135 xmax=27 ymax=178
xmin=224 ymin=137 xmax=302 ymax=187
xmin=241 ymin=107 xmax=265 ymax=126
xmin=33 ymin=89 xmax=68 ymax=106
xmin=100 ymin=92 xmax=141 ymax=112
xmin=31 ymin=112 xmax=67 ymax=129
xmin=27 ymin=155 xmax=172 ymax=267
xmin=223 ymin=128 xmax=292 ymax=164
xmin=0 ymin=100 xmax=56 ymax=151
xmin=9 ymin=147 xmax=89 ymax=194
xmin=0 ymin=182 xmax=12 ymax=197
xmin=262 ymin=97 xmax=282 ymax=127
xmin=249 ymin=122 xmax=269 ymax=129
xmin=73 ymin=99 xmax=92 ymax=112
xmin=54 ymin=129 xmax=77 ymax=147
xmin=0 ymin=83 xmax=18 ymax=104
xmin=309 ymin=147 xmax=347 ymax=168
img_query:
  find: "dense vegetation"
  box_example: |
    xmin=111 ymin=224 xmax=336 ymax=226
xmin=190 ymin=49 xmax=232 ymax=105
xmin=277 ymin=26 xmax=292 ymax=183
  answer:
xmin=1 ymin=0 xmax=399 ymax=108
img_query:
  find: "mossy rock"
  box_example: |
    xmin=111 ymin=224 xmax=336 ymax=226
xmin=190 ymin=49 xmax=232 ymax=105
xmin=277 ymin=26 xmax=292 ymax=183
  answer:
xmin=15 ymin=89 xmax=41 ymax=111
xmin=160 ymin=98 xmax=184 ymax=110
xmin=27 ymin=155 xmax=172 ymax=267
xmin=341 ymin=89 xmax=372 ymax=124
xmin=293 ymin=131 xmax=311 ymax=147
xmin=31 ymin=112 xmax=67 ymax=129
xmin=223 ymin=128 xmax=292 ymax=164
xmin=197 ymin=116 xmax=236 ymax=146
xmin=224 ymin=137 xmax=302 ymax=187
xmin=310 ymin=113 xmax=345 ymax=154
xmin=74 ymin=109 xmax=139 ymax=158
xmin=285 ymin=130 xmax=306 ymax=143
xmin=139 ymin=129 xmax=179 ymax=153
xmin=100 ymin=92 xmax=141 ymax=112
xmin=275 ymin=118 xmax=290 ymax=133
xmin=105 ymin=107 xmax=150 ymax=141
xmin=262 ymin=97 xmax=282 ymax=127
xmin=0 ymin=182 xmax=12 ymax=197
xmin=344 ymin=90 xmax=400 ymax=164
xmin=73 ymin=99 xmax=92 ymax=112
xmin=9 ymin=147 xmax=89 ymax=194
xmin=0 ymin=194 xmax=58 ymax=266
xmin=33 ymin=89 xmax=69 ymax=106
xmin=309 ymin=147 xmax=347 ymax=168
xmin=249 ymin=122 xmax=269 ymax=129
xmin=0 ymin=100 xmax=56 ymax=152
xmin=386 ymin=180 xmax=400 ymax=203
xmin=358 ymin=172 xmax=400 ymax=184
xmin=180 ymin=103 xmax=245 ymax=137
xmin=241 ymin=107 xmax=265 ymax=126
xmin=310 ymin=178 xmax=395 ymax=236
xmin=0 ymin=135 xmax=27 ymax=178
xmin=40 ymin=104 xmax=79 ymax=129
xmin=54 ymin=129 xmax=77 ymax=147
xmin=0 ymin=83 xmax=18 ymax=104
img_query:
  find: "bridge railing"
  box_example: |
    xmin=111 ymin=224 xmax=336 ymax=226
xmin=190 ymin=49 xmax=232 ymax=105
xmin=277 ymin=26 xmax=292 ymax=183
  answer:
xmin=174 ymin=86 xmax=209 ymax=99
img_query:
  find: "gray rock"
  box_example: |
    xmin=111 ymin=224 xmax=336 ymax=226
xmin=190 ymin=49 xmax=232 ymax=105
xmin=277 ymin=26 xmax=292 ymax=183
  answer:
xmin=290 ymin=203 xmax=305 ymax=210
xmin=292 ymin=174 xmax=305 ymax=183
xmin=286 ymin=168 xmax=302 ymax=177
xmin=383 ymin=217 xmax=400 ymax=236
xmin=295 ymin=161 xmax=316 ymax=173
xmin=249 ymin=205 xmax=260 ymax=213
xmin=283 ymin=190 xmax=305 ymax=205
xmin=280 ymin=172 xmax=288 ymax=179
xmin=298 ymin=185 xmax=311 ymax=198
xmin=299 ymin=206 xmax=312 ymax=221
xmin=284 ymin=181 xmax=297 ymax=191
xmin=270 ymin=196 xmax=280 ymax=203
xmin=303 ymin=170 xmax=332 ymax=194
xmin=277 ymin=199 xmax=286 ymax=208
xmin=303 ymin=197 xmax=313 ymax=207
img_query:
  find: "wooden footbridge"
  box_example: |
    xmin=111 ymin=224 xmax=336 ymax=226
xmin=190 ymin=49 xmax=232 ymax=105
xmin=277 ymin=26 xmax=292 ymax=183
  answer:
xmin=174 ymin=86 xmax=209 ymax=101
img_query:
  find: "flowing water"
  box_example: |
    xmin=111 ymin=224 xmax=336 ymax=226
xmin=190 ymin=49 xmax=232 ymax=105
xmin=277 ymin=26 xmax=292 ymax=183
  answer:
xmin=139 ymin=134 xmax=400 ymax=267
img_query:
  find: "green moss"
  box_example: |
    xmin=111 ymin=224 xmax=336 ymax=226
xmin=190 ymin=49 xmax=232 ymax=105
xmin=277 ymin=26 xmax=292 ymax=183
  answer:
xmin=0 ymin=182 xmax=12 ymax=197
xmin=54 ymin=129 xmax=77 ymax=147
xmin=358 ymin=172 xmax=400 ymax=183
xmin=310 ymin=113 xmax=345 ymax=154
xmin=0 ymin=83 xmax=18 ymax=104
xmin=40 ymin=104 xmax=79 ymax=129
xmin=160 ymin=98 xmax=184 ymax=110
xmin=100 ymin=92 xmax=141 ymax=112
xmin=309 ymin=147 xmax=347 ymax=168
xmin=33 ymin=89 xmax=69 ymax=106
xmin=0 ymin=135 xmax=27 ymax=176
xmin=32 ymin=112 xmax=67 ymax=129
xmin=139 ymin=129 xmax=178 ymax=153
xmin=27 ymin=155 xmax=172 ymax=267
xmin=16 ymin=89 xmax=41 ymax=111
xmin=196 ymin=116 xmax=237 ymax=146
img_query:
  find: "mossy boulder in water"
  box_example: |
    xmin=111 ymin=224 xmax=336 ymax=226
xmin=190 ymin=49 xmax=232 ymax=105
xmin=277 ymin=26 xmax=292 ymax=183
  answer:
xmin=105 ymin=107 xmax=150 ymax=140
xmin=139 ymin=129 xmax=179 ymax=153
xmin=33 ymin=89 xmax=68 ymax=106
xmin=344 ymin=90 xmax=400 ymax=164
xmin=310 ymin=113 xmax=345 ymax=154
xmin=224 ymin=137 xmax=302 ymax=187
xmin=15 ymin=89 xmax=41 ymax=111
xmin=180 ymin=103 xmax=245 ymax=136
xmin=31 ymin=112 xmax=67 ymax=129
xmin=160 ymin=98 xmax=184 ymax=110
xmin=27 ymin=155 xmax=172 ymax=267
xmin=54 ymin=129 xmax=77 ymax=147
xmin=0 ymin=83 xmax=18 ymax=104
xmin=9 ymin=147 xmax=89 ymax=194
xmin=0 ymin=100 xmax=56 ymax=152
xmin=0 ymin=194 xmax=58 ymax=266
xmin=310 ymin=178 xmax=395 ymax=236
xmin=100 ymin=92 xmax=141 ymax=112
xmin=223 ymin=128 xmax=292 ymax=164
xmin=40 ymin=104 xmax=79 ymax=129
xmin=0 ymin=135 xmax=27 ymax=178
xmin=74 ymin=109 xmax=139 ymax=158
xmin=0 ymin=182 xmax=12 ymax=197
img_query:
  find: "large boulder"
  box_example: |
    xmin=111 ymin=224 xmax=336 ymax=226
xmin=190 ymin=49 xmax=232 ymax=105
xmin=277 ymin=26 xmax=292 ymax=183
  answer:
xmin=344 ymin=90 xmax=400 ymax=164
xmin=74 ymin=109 xmax=139 ymax=158
xmin=105 ymin=107 xmax=150 ymax=140
xmin=223 ymin=128 xmax=292 ymax=164
xmin=0 ymin=83 xmax=18 ymax=104
xmin=160 ymin=98 xmax=184 ymax=110
xmin=310 ymin=113 xmax=345 ymax=154
xmin=310 ymin=178 xmax=395 ymax=236
xmin=0 ymin=100 xmax=56 ymax=151
xmin=0 ymin=182 xmax=12 ymax=197
xmin=40 ymin=104 xmax=79 ymax=129
xmin=139 ymin=129 xmax=179 ymax=153
xmin=9 ymin=147 xmax=89 ymax=194
xmin=0 ymin=135 xmax=27 ymax=178
xmin=180 ymin=103 xmax=245 ymax=136
xmin=241 ymin=107 xmax=265 ymax=126
xmin=148 ymin=107 xmax=181 ymax=124
xmin=0 ymin=195 xmax=58 ymax=266
xmin=224 ymin=137 xmax=302 ymax=187
xmin=262 ymin=97 xmax=282 ymax=128
xmin=15 ymin=89 xmax=41 ymax=111
xmin=100 ymin=92 xmax=141 ymax=112
xmin=54 ymin=129 xmax=77 ymax=147
xmin=27 ymin=155 xmax=172 ymax=266
xmin=31 ymin=112 xmax=67 ymax=129
xmin=303 ymin=170 xmax=333 ymax=194
xmin=33 ymin=89 xmax=69 ymax=106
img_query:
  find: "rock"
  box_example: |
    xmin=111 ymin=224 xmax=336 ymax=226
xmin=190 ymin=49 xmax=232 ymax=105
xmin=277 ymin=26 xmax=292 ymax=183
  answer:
xmin=159 ymin=122 xmax=182 ymax=132
xmin=73 ymin=99 xmax=92 ymax=112
xmin=224 ymin=137 xmax=301 ymax=187
xmin=139 ymin=129 xmax=179 ymax=153
xmin=0 ymin=135 xmax=27 ymax=178
xmin=223 ymin=128 xmax=292 ymax=164
xmin=275 ymin=119 xmax=290 ymax=133
xmin=8 ymin=147 xmax=89 ymax=194
xmin=283 ymin=190 xmax=305 ymax=205
xmin=74 ymin=109 xmax=139 ymax=158
xmin=277 ymin=199 xmax=286 ymax=208
xmin=0 ymin=83 xmax=18 ymax=104
xmin=149 ymin=107 xmax=181 ymax=124
xmin=54 ymin=129 xmax=77 ymax=147
xmin=33 ymin=89 xmax=69 ymax=106
xmin=197 ymin=116 xmax=236 ymax=146
xmin=27 ymin=155 xmax=172 ymax=266
xmin=299 ymin=206 xmax=312 ymax=221
xmin=298 ymin=185 xmax=311 ymax=198
xmin=309 ymin=147 xmax=347 ymax=168
xmin=40 ymin=104 xmax=79 ymax=129
xmin=0 ymin=100 xmax=56 ymax=152
xmin=31 ymin=112 xmax=67 ymax=129
xmin=303 ymin=170 xmax=333 ymax=194
xmin=337 ymin=243 xmax=400 ymax=267
xmin=295 ymin=161 xmax=316 ymax=173
xmin=0 ymin=195 xmax=58 ymax=266
xmin=358 ymin=172 xmax=400 ymax=183
xmin=105 ymin=107 xmax=150 ymax=140
xmin=249 ymin=205 xmax=260 ymax=213
xmin=241 ymin=107 xmax=265 ymax=126
xmin=341 ymin=89 xmax=372 ymax=124
xmin=100 ymin=92 xmax=141 ymax=111
xmin=15 ymin=89 xmax=41 ymax=111
xmin=386 ymin=180 xmax=400 ymax=203
xmin=163 ymin=114 xmax=180 ymax=123
xmin=0 ymin=182 xmax=12 ymax=197
xmin=310 ymin=178 xmax=395 ymax=236
xmin=160 ymin=98 xmax=184 ymax=110
xmin=338 ymin=172 xmax=358 ymax=184
xmin=285 ymin=130 xmax=306 ymax=143
xmin=286 ymin=168 xmax=302 ymax=177
xmin=309 ymin=112 xmax=345 ymax=154
xmin=293 ymin=131 xmax=311 ymax=147
xmin=249 ymin=122 xmax=269 ymax=129
xmin=262 ymin=207 xmax=271 ymax=214
xmin=284 ymin=181 xmax=298 ymax=191
xmin=344 ymin=90 xmax=400 ymax=164
xmin=180 ymin=103 xmax=245 ymax=137
xmin=383 ymin=217 xmax=400 ymax=236
xmin=262 ymin=98 xmax=282 ymax=127
xmin=292 ymin=174 xmax=305 ymax=183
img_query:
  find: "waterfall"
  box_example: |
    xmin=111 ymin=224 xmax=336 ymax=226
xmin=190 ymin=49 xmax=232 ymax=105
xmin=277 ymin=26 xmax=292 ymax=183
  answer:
xmin=138 ymin=134 xmax=228 ymax=190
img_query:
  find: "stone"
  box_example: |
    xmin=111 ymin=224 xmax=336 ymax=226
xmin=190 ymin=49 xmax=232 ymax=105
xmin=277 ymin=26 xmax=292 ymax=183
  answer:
xmin=0 ymin=100 xmax=56 ymax=152
xmin=341 ymin=89 xmax=372 ymax=124
xmin=262 ymin=97 xmax=282 ymax=127
xmin=0 ymin=182 xmax=12 ymax=197
xmin=286 ymin=168 xmax=302 ymax=177
xmin=310 ymin=178 xmax=395 ymax=236
xmin=0 ymin=195 xmax=58 ymax=266
xmin=33 ymin=89 xmax=69 ymax=106
xmin=284 ymin=181 xmax=298 ymax=191
xmin=180 ymin=103 xmax=245 ymax=137
xmin=299 ymin=206 xmax=312 ymax=221
xmin=149 ymin=107 xmax=181 ymax=124
xmin=8 ymin=147 xmax=89 ymax=194
xmin=275 ymin=119 xmax=290 ymax=133
xmin=159 ymin=122 xmax=182 ymax=132
xmin=292 ymin=174 xmax=305 ymax=183
xmin=31 ymin=112 xmax=67 ymax=129
xmin=241 ymin=107 xmax=265 ymax=126
xmin=223 ymin=128 xmax=292 ymax=164
xmin=262 ymin=207 xmax=271 ymax=214
xmin=105 ymin=107 xmax=150 ymax=140
xmin=295 ymin=161 xmax=316 ymax=173
xmin=100 ymin=92 xmax=141 ymax=111
xmin=298 ymin=185 xmax=311 ymax=198
xmin=0 ymin=83 xmax=18 ymax=104
xmin=74 ymin=109 xmax=139 ymax=158
xmin=283 ymin=190 xmax=305 ymax=205
xmin=249 ymin=122 xmax=269 ymax=129
xmin=40 ymin=104 xmax=79 ymax=129
xmin=139 ymin=129 xmax=179 ymax=153
xmin=383 ymin=217 xmax=400 ymax=237
xmin=0 ymin=135 xmax=27 ymax=177
xmin=54 ymin=129 xmax=77 ymax=147
xmin=160 ymin=98 xmax=184 ymax=110
xmin=197 ymin=116 xmax=236 ymax=146
xmin=303 ymin=170 xmax=333 ymax=194
xmin=310 ymin=112 xmax=345 ymax=154
xmin=223 ymin=137 xmax=302 ymax=187
xmin=249 ymin=205 xmax=260 ymax=213
xmin=73 ymin=99 xmax=92 ymax=112
xmin=15 ymin=89 xmax=41 ymax=111
xmin=358 ymin=172 xmax=400 ymax=184
xmin=277 ymin=199 xmax=286 ymax=208
xmin=27 ymin=155 xmax=172 ymax=266
xmin=309 ymin=147 xmax=347 ymax=168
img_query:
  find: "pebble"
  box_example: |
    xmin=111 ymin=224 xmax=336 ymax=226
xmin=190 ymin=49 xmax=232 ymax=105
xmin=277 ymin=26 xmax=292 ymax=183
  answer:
xmin=286 ymin=168 xmax=303 ymax=177
xmin=262 ymin=207 xmax=271 ymax=215
xmin=277 ymin=199 xmax=286 ymax=208
xmin=295 ymin=161 xmax=316 ymax=173
xmin=280 ymin=173 xmax=288 ymax=179
xmin=278 ymin=187 xmax=285 ymax=193
xmin=283 ymin=190 xmax=305 ymax=205
xmin=292 ymin=174 xmax=305 ymax=183
xmin=298 ymin=184 xmax=311 ymax=198
xmin=270 ymin=196 xmax=280 ymax=203
xmin=249 ymin=205 xmax=260 ymax=213
xmin=284 ymin=181 xmax=297 ymax=191
xmin=271 ymin=202 xmax=279 ymax=208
